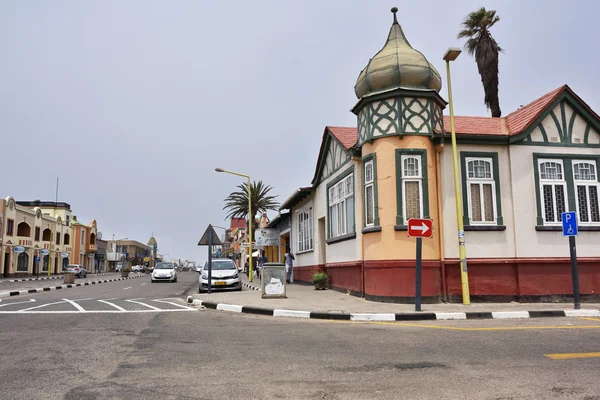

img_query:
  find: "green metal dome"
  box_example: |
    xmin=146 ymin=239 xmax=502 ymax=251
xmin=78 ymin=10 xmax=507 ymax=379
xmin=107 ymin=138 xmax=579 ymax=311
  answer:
xmin=147 ymin=236 xmax=157 ymax=246
xmin=354 ymin=7 xmax=442 ymax=99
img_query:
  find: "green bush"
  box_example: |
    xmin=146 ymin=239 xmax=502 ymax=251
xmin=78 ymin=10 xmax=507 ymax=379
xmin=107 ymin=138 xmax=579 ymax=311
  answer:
xmin=312 ymin=272 xmax=327 ymax=284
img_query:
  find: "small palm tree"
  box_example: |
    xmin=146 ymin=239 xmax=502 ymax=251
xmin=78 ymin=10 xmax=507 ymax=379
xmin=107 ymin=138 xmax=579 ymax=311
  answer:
xmin=222 ymin=181 xmax=279 ymax=241
xmin=458 ymin=7 xmax=503 ymax=117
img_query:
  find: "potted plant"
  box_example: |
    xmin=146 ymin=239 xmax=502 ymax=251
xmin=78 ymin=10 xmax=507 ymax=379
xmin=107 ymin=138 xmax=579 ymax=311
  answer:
xmin=121 ymin=266 xmax=131 ymax=278
xmin=312 ymin=271 xmax=328 ymax=290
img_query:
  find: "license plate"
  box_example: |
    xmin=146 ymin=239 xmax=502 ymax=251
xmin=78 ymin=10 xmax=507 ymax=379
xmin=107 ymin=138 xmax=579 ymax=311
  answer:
xmin=215 ymin=281 xmax=226 ymax=286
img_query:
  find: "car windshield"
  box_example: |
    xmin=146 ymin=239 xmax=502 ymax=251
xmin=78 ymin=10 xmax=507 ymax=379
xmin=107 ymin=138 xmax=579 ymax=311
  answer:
xmin=155 ymin=263 xmax=174 ymax=269
xmin=203 ymin=260 xmax=236 ymax=270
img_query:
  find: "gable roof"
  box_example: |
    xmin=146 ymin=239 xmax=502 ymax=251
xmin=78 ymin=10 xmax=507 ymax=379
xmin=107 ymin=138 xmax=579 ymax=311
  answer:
xmin=229 ymin=217 xmax=246 ymax=230
xmin=311 ymin=126 xmax=356 ymax=185
xmin=440 ymin=85 xmax=600 ymax=137
xmin=280 ymin=187 xmax=312 ymax=211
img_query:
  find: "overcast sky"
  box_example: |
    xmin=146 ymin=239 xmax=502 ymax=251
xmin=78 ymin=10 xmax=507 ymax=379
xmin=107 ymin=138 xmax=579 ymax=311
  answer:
xmin=1 ymin=0 xmax=598 ymax=264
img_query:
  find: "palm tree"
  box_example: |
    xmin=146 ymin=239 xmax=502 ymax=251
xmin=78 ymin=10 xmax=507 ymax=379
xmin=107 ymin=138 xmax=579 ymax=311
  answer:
xmin=222 ymin=180 xmax=279 ymax=241
xmin=458 ymin=7 xmax=503 ymax=117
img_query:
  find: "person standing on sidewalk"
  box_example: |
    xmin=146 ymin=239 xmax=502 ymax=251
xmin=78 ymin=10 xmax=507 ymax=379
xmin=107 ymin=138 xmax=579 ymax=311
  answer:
xmin=284 ymin=247 xmax=295 ymax=283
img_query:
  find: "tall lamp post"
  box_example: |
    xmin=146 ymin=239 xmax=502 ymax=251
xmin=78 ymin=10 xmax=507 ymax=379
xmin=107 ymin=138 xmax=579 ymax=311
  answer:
xmin=215 ymin=168 xmax=253 ymax=282
xmin=443 ymin=47 xmax=471 ymax=305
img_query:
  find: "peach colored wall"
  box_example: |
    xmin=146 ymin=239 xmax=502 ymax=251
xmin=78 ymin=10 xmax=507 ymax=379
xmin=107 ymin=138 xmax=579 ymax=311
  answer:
xmin=361 ymin=135 xmax=440 ymax=261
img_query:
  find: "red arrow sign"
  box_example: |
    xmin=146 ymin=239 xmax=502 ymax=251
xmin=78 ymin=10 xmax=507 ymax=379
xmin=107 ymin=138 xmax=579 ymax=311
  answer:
xmin=407 ymin=218 xmax=433 ymax=238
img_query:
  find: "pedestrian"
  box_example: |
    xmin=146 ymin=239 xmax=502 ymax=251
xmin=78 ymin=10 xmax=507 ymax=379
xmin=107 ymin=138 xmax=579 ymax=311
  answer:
xmin=257 ymin=250 xmax=267 ymax=279
xmin=284 ymin=247 xmax=295 ymax=283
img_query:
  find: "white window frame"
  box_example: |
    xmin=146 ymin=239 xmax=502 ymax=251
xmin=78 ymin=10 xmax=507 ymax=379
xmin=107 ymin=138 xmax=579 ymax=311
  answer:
xmin=538 ymin=159 xmax=568 ymax=225
xmin=573 ymin=160 xmax=600 ymax=225
xmin=465 ymin=157 xmax=497 ymax=225
xmin=296 ymin=205 xmax=313 ymax=253
xmin=401 ymin=155 xmax=423 ymax=222
xmin=364 ymin=160 xmax=375 ymax=227
xmin=328 ymin=173 xmax=354 ymax=238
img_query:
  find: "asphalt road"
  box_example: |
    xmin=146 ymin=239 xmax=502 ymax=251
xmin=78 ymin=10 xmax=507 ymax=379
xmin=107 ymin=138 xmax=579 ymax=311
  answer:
xmin=1 ymin=272 xmax=600 ymax=399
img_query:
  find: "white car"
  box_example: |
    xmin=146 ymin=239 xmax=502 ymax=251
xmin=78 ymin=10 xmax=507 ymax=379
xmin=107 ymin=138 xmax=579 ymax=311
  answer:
xmin=151 ymin=262 xmax=178 ymax=283
xmin=199 ymin=258 xmax=241 ymax=293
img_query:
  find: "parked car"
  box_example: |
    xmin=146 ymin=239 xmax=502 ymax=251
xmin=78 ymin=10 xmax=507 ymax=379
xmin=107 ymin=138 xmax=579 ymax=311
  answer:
xmin=151 ymin=262 xmax=178 ymax=283
xmin=132 ymin=265 xmax=145 ymax=273
xmin=199 ymin=258 xmax=241 ymax=293
xmin=63 ymin=264 xmax=87 ymax=278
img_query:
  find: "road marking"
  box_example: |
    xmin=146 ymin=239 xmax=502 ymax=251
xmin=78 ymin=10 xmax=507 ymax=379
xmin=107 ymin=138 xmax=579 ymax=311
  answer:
xmin=579 ymin=317 xmax=600 ymax=323
xmin=544 ymin=352 xmax=600 ymax=360
xmin=126 ymin=299 xmax=161 ymax=310
xmin=0 ymin=309 xmax=195 ymax=314
xmin=140 ymin=283 xmax=147 ymax=286
xmin=98 ymin=299 xmax=126 ymax=311
xmin=62 ymin=298 xmax=86 ymax=312
xmin=153 ymin=300 xmax=196 ymax=310
xmin=123 ymin=287 xmax=132 ymax=290
xmin=19 ymin=300 xmax=67 ymax=312
xmin=0 ymin=299 xmax=35 ymax=308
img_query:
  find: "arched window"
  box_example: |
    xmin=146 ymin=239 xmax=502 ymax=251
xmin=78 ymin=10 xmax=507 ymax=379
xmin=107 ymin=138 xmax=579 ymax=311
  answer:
xmin=573 ymin=161 xmax=600 ymax=223
xmin=401 ymin=155 xmax=422 ymax=220
xmin=90 ymin=233 xmax=96 ymax=245
xmin=42 ymin=228 xmax=51 ymax=241
xmin=17 ymin=252 xmax=29 ymax=272
xmin=17 ymin=223 xmax=31 ymax=237
xmin=466 ymin=158 xmax=496 ymax=224
xmin=64 ymin=233 xmax=70 ymax=245
xmin=42 ymin=255 xmax=49 ymax=272
xmin=538 ymin=160 xmax=566 ymax=224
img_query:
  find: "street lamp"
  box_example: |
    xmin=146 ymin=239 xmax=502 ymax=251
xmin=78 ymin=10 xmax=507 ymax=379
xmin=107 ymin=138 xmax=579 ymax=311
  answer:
xmin=216 ymin=167 xmax=254 ymax=282
xmin=443 ymin=47 xmax=470 ymax=305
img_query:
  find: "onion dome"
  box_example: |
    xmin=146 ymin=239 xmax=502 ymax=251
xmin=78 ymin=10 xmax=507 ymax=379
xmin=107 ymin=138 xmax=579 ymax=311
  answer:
xmin=354 ymin=7 xmax=442 ymax=99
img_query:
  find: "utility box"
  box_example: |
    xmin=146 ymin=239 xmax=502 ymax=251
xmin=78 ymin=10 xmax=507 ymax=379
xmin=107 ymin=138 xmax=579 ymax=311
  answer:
xmin=261 ymin=263 xmax=287 ymax=299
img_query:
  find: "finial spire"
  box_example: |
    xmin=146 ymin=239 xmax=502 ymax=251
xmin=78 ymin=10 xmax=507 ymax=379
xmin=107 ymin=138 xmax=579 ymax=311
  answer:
xmin=391 ymin=7 xmax=398 ymax=24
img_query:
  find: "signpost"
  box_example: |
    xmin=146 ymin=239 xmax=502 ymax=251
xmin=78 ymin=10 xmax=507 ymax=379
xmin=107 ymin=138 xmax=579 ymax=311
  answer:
xmin=407 ymin=218 xmax=433 ymax=312
xmin=198 ymin=224 xmax=223 ymax=294
xmin=562 ymin=211 xmax=580 ymax=310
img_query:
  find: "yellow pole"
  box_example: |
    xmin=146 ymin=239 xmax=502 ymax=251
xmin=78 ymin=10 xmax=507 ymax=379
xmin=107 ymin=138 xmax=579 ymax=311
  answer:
xmin=445 ymin=59 xmax=470 ymax=305
xmin=247 ymin=176 xmax=253 ymax=283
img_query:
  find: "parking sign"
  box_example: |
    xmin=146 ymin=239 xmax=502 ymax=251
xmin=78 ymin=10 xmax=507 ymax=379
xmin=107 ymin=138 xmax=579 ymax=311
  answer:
xmin=561 ymin=212 xmax=578 ymax=237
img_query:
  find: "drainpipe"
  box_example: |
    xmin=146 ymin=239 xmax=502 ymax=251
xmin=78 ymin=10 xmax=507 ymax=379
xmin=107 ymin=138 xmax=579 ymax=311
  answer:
xmin=436 ymin=143 xmax=448 ymax=302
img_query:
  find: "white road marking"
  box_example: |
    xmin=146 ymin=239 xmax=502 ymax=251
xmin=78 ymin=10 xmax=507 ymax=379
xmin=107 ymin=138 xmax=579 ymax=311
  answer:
xmin=0 ymin=299 xmax=36 ymax=308
xmin=19 ymin=300 xmax=67 ymax=312
xmin=62 ymin=298 xmax=86 ymax=312
xmin=0 ymin=309 xmax=195 ymax=314
xmin=126 ymin=299 xmax=161 ymax=310
xmin=153 ymin=299 xmax=196 ymax=310
xmin=98 ymin=299 xmax=127 ymax=311
xmin=140 ymin=283 xmax=147 ymax=286
xmin=123 ymin=287 xmax=132 ymax=291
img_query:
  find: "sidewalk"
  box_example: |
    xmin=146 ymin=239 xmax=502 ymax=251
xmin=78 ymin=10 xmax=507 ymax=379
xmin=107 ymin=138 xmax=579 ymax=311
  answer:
xmin=187 ymin=274 xmax=600 ymax=321
xmin=0 ymin=273 xmax=148 ymax=298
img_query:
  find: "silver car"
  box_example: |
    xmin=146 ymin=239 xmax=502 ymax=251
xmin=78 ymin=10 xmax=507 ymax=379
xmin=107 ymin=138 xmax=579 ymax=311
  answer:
xmin=198 ymin=259 xmax=241 ymax=293
xmin=63 ymin=264 xmax=87 ymax=278
xmin=151 ymin=262 xmax=178 ymax=283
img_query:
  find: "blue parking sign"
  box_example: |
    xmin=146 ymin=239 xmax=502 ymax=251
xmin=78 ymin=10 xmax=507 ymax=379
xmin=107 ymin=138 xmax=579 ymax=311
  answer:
xmin=561 ymin=211 xmax=578 ymax=237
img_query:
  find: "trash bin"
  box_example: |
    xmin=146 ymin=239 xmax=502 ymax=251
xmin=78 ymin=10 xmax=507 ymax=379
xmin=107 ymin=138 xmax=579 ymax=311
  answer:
xmin=64 ymin=273 xmax=75 ymax=284
xmin=261 ymin=263 xmax=287 ymax=299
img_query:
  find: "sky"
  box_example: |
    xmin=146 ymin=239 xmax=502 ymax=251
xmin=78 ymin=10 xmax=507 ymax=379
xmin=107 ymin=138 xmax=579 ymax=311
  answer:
xmin=1 ymin=0 xmax=598 ymax=264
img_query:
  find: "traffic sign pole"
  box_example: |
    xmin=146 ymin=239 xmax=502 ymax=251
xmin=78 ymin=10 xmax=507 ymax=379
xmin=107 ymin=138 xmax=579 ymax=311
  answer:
xmin=415 ymin=237 xmax=422 ymax=312
xmin=569 ymin=236 xmax=580 ymax=310
xmin=561 ymin=212 xmax=580 ymax=310
xmin=207 ymin=228 xmax=213 ymax=295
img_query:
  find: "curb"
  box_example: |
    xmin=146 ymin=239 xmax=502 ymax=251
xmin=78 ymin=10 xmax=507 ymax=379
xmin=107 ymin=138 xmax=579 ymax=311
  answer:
xmin=0 ymin=273 xmax=124 ymax=284
xmin=242 ymin=281 xmax=261 ymax=291
xmin=185 ymin=297 xmax=600 ymax=322
xmin=0 ymin=274 xmax=148 ymax=298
